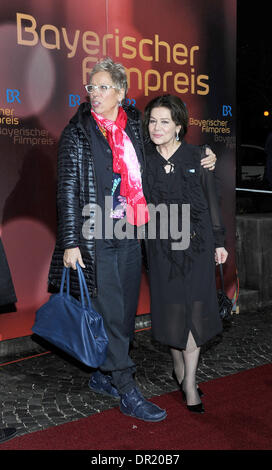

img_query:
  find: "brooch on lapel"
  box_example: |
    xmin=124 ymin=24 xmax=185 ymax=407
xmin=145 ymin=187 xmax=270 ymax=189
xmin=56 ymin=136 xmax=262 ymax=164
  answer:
xmin=164 ymin=162 xmax=175 ymax=174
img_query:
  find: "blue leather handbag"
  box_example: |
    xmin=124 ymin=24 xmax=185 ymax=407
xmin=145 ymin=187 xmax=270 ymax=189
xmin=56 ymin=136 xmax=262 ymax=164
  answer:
xmin=32 ymin=264 xmax=108 ymax=367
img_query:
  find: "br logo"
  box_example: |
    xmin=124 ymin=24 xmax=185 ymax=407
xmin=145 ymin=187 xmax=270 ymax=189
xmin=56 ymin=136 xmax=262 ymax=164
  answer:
xmin=125 ymin=98 xmax=136 ymax=107
xmin=69 ymin=94 xmax=81 ymax=107
xmin=222 ymin=105 xmax=232 ymax=116
xmin=6 ymin=89 xmax=21 ymax=103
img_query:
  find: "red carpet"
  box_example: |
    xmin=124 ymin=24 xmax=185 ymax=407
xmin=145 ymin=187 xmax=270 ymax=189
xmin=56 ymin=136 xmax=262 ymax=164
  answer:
xmin=1 ymin=364 xmax=272 ymax=450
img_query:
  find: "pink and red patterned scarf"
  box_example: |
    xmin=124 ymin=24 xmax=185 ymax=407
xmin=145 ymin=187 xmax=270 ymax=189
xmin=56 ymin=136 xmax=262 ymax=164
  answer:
xmin=91 ymin=107 xmax=150 ymax=226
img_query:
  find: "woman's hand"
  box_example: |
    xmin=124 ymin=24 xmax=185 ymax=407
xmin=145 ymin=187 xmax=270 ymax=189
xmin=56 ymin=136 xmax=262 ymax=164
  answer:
xmin=201 ymin=147 xmax=217 ymax=170
xmin=215 ymin=247 xmax=228 ymax=265
xmin=63 ymin=247 xmax=86 ymax=270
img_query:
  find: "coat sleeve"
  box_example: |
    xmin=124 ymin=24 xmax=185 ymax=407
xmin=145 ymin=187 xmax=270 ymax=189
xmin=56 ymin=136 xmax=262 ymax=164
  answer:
xmin=200 ymin=165 xmax=225 ymax=248
xmin=56 ymin=125 xmax=81 ymax=249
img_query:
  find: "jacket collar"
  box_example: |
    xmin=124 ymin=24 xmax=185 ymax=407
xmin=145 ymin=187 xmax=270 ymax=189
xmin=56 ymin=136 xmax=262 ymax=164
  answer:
xmin=69 ymin=101 xmax=141 ymax=127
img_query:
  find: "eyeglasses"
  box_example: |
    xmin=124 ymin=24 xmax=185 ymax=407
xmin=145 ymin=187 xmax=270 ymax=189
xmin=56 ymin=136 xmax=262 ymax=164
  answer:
xmin=85 ymin=84 xmax=117 ymax=94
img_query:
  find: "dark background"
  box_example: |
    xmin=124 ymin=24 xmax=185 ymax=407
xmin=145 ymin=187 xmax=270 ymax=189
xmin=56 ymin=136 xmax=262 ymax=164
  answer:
xmin=236 ymin=1 xmax=272 ymax=210
xmin=237 ymin=1 xmax=272 ymax=146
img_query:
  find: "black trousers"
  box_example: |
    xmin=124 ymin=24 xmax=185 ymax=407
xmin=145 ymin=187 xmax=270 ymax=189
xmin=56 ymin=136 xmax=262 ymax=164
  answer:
xmin=92 ymin=236 xmax=142 ymax=394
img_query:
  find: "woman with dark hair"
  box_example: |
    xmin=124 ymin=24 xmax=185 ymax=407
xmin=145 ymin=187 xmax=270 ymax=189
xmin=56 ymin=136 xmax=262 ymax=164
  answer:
xmin=143 ymin=94 xmax=228 ymax=413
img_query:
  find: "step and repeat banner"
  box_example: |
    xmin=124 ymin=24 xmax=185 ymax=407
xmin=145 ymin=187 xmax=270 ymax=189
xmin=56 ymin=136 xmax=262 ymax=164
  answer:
xmin=0 ymin=0 xmax=236 ymax=340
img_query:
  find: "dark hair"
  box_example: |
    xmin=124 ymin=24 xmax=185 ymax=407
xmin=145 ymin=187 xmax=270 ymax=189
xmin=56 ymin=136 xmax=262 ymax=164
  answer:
xmin=143 ymin=94 xmax=188 ymax=141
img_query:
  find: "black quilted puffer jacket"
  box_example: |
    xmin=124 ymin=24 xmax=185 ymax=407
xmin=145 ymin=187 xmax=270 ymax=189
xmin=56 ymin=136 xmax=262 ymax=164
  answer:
xmin=48 ymin=101 xmax=145 ymax=297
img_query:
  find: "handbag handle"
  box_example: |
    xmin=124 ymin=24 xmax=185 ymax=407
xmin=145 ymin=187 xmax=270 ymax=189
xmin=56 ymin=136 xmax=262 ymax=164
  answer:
xmin=60 ymin=265 xmax=70 ymax=294
xmin=60 ymin=264 xmax=92 ymax=310
xmin=76 ymin=263 xmax=92 ymax=310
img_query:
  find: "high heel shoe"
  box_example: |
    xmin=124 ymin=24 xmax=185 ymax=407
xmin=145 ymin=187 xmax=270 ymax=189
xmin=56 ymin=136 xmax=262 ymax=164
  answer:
xmin=172 ymin=370 xmax=204 ymax=398
xmin=181 ymin=387 xmax=205 ymax=414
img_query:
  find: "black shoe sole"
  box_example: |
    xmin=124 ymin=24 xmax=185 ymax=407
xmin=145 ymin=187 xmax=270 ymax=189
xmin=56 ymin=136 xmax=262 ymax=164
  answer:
xmin=0 ymin=430 xmax=17 ymax=443
xmin=120 ymin=409 xmax=167 ymax=422
xmin=187 ymin=404 xmax=205 ymax=414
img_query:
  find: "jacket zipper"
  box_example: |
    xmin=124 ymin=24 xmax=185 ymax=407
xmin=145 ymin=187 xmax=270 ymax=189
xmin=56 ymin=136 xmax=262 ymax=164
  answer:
xmin=77 ymin=121 xmax=98 ymax=298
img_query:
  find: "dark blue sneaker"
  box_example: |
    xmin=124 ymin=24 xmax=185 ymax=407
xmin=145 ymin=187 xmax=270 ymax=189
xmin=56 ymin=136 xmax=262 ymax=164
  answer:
xmin=88 ymin=370 xmax=120 ymax=399
xmin=120 ymin=387 xmax=167 ymax=422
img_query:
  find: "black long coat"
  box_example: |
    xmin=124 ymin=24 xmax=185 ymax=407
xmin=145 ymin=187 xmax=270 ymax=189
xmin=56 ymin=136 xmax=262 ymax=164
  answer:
xmin=0 ymin=238 xmax=17 ymax=306
xmin=144 ymin=142 xmax=225 ymax=349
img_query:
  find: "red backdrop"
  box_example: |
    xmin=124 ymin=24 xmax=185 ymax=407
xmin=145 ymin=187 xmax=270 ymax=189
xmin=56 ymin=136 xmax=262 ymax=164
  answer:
xmin=0 ymin=0 xmax=236 ymax=340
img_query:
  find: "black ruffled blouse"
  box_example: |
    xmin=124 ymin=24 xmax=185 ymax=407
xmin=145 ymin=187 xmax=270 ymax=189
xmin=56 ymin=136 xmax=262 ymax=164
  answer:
xmin=144 ymin=141 xmax=225 ymax=279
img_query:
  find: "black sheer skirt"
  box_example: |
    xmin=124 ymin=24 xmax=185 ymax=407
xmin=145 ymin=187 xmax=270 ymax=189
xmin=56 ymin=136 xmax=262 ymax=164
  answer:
xmin=148 ymin=213 xmax=222 ymax=349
